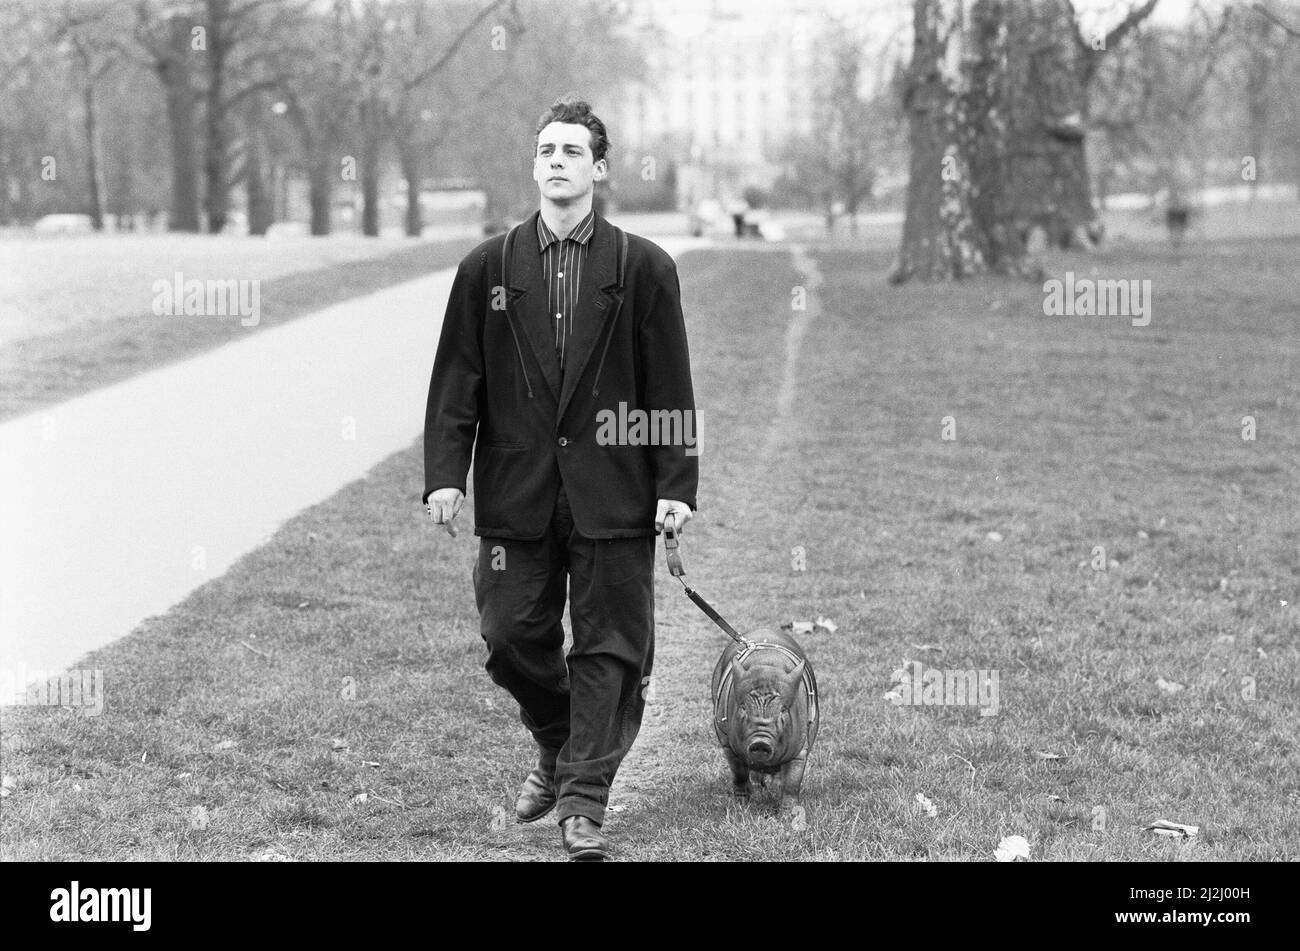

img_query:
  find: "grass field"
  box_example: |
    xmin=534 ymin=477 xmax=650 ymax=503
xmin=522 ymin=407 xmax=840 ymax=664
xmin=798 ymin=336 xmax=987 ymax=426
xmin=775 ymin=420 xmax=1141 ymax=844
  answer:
xmin=0 ymin=236 xmax=475 ymax=422
xmin=2 ymin=234 xmax=1297 ymax=861
xmin=0 ymin=231 xmax=453 ymax=345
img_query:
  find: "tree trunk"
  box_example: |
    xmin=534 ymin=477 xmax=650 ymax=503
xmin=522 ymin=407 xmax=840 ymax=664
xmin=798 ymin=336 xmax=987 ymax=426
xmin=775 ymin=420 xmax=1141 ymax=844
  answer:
xmin=204 ymin=2 xmax=231 ymax=234
xmin=158 ymin=15 xmax=201 ymax=232
xmin=1001 ymin=0 xmax=1098 ymax=249
xmin=399 ymin=143 xmax=423 ymax=237
xmin=964 ymin=0 xmax=1035 ymax=272
xmin=361 ymin=133 xmax=381 ymax=237
xmin=82 ymin=83 xmax=106 ymax=231
xmin=308 ymin=158 xmax=332 ymax=236
xmin=244 ymin=104 xmax=273 ymax=236
xmin=890 ymin=0 xmax=988 ymax=284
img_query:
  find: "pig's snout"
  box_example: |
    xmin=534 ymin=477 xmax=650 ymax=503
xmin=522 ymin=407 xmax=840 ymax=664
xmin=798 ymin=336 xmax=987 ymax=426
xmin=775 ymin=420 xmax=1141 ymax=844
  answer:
xmin=747 ymin=738 xmax=774 ymax=763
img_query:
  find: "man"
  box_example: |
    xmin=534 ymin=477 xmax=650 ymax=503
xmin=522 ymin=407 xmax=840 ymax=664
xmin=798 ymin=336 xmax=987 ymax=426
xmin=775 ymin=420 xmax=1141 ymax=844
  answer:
xmin=422 ymin=96 xmax=698 ymax=861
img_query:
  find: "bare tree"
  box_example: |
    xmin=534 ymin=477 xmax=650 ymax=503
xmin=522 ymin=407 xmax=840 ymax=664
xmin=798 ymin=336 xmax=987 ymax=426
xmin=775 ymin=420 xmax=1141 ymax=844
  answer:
xmin=892 ymin=0 xmax=1163 ymax=284
xmin=267 ymin=1 xmax=365 ymax=236
xmin=890 ymin=0 xmax=988 ymax=283
xmin=54 ymin=1 xmax=131 ymax=230
xmin=1235 ymin=5 xmax=1296 ymax=198
xmin=375 ymin=0 xmax=518 ymax=237
xmin=199 ymin=0 xmax=303 ymax=233
xmin=0 ymin=1 xmax=54 ymax=223
xmin=780 ymin=25 xmax=876 ymax=237
xmin=131 ymin=0 xmax=204 ymax=232
xmin=1090 ymin=4 xmax=1234 ymax=203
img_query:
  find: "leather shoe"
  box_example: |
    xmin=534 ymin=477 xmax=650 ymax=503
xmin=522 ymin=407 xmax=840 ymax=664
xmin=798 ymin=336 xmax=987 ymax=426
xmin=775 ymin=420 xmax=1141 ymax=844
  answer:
xmin=560 ymin=815 xmax=609 ymax=861
xmin=514 ymin=766 xmax=557 ymax=823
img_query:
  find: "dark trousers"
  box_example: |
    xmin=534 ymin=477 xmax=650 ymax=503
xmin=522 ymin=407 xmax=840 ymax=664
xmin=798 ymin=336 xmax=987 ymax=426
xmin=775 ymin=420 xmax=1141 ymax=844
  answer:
xmin=473 ymin=482 xmax=655 ymax=825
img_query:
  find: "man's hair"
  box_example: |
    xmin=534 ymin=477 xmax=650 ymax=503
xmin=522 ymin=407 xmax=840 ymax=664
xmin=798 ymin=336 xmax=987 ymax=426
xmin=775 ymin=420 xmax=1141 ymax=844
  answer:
xmin=534 ymin=96 xmax=610 ymax=163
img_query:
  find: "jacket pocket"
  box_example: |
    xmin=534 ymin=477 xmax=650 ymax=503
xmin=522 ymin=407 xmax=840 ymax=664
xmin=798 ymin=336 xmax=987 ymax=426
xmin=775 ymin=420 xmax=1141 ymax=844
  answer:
xmin=484 ymin=440 xmax=526 ymax=450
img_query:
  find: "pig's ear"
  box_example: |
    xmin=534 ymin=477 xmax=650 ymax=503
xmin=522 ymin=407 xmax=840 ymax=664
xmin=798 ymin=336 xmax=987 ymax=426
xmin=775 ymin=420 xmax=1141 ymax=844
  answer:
xmin=730 ymin=655 xmax=748 ymax=686
xmin=779 ymin=660 xmax=805 ymax=709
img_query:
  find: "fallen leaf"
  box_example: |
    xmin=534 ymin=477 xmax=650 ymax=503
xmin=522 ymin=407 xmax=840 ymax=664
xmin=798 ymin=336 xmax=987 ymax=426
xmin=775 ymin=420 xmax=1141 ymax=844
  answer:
xmin=883 ymin=684 xmax=906 ymax=704
xmin=213 ymin=739 xmax=237 ymax=751
xmin=361 ymin=761 xmax=380 ymax=769
xmin=790 ymin=805 xmax=808 ymax=832
xmin=911 ymin=643 xmax=944 ymax=653
xmin=1155 ymin=678 xmax=1185 ymax=694
xmin=296 ymin=601 xmax=309 ymax=609
xmin=914 ymin=793 xmax=937 ymax=818
xmin=252 ymin=849 xmax=292 ymax=862
xmin=994 ymin=835 xmax=1031 ymax=862
xmin=1034 ymin=750 xmax=1067 ymax=761
xmin=813 ymin=615 xmax=838 ymax=635
xmin=986 ymin=531 xmax=1004 ymax=542
xmin=787 ymin=621 xmax=814 ymax=636
xmin=1145 ymin=819 xmax=1199 ymax=838
xmin=330 ymin=738 xmax=348 ymax=751
xmin=489 ymin=804 xmax=509 ymax=830
xmin=140 ymin=751 xmax=148 ymax=763
xmin=176 ymin=772 xmax=192 ymax=780
xmin=1215 ymin=634 xmax=1235 ymax=645
xmin=1 ymin=775 xmax=15 ymax=798
xmin=350 ymin=792 xmax=368 ymax=805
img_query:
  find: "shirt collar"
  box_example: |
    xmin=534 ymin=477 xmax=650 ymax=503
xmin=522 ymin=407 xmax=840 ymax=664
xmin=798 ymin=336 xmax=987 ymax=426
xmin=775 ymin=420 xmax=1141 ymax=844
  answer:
xmin=536 ymin=209 xmax=596 ymax=251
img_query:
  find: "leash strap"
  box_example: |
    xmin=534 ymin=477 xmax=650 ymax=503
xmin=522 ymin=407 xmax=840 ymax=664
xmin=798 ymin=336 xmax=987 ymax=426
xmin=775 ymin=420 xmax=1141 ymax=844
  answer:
xmin=663 ymin=514 xmax=750 ymax=647
xmin=682 ymin=584 xmax=747 ymax=644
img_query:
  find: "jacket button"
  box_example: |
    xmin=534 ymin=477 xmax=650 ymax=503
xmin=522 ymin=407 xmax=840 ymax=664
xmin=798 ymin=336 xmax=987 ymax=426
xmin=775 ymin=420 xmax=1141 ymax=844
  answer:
xmin=557 ymin=437 xmax=568 ymax=447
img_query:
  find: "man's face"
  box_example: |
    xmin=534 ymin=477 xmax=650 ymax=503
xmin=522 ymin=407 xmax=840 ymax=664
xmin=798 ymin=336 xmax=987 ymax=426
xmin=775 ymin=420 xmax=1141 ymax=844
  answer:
xmin=533 ymin=121 xmax=606 ymax=204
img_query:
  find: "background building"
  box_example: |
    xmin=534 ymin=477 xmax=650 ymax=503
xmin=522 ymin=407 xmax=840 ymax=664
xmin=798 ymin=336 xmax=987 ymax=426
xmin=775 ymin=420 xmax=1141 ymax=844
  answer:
xmin=612 ymin=0 xmax=878 ymax=210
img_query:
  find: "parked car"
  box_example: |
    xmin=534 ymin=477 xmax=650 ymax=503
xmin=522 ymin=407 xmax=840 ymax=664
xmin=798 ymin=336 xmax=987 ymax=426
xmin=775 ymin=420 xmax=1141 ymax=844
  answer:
xmin=33 ymin=213 xmax=94 ymax=233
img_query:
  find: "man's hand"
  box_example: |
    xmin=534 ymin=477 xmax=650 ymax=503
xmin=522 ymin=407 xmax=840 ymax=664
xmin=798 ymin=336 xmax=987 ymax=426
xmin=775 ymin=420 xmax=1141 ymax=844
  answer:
xmin=426 ymin=488 xmax=465 ymax=537
xmin=655 ymin=499 xmax=694 ymax=535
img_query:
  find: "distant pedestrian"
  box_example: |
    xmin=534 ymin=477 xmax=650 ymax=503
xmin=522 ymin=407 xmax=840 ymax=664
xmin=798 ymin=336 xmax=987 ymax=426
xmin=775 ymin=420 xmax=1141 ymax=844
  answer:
xmin=1166 ymin=190 xmax=1190 ymax=248
xmin=728 ymin=198 xmax=748 ymax=239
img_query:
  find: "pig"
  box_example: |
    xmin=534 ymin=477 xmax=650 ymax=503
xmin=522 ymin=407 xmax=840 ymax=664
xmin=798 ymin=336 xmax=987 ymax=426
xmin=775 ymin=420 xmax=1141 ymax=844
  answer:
xmin=711 ymin=627 xmax=819 ymax=813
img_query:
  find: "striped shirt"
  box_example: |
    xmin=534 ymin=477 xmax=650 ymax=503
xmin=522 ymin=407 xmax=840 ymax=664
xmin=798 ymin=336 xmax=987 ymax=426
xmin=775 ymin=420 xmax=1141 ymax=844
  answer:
xmin=537 ymin=209 xmax=596 ymax=372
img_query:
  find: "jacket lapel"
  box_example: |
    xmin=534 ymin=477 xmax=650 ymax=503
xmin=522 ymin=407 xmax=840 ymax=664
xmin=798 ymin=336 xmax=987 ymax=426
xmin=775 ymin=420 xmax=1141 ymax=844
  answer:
xmin=556 ymin=212 xmax=623 ymax=423
xmin=507 ymin=211 xmax=562 ymax=403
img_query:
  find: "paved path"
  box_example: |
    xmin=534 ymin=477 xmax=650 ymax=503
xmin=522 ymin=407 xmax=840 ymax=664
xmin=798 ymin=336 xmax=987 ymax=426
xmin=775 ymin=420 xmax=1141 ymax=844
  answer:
xmin=0 ymin=237 xmax=707 ymax=683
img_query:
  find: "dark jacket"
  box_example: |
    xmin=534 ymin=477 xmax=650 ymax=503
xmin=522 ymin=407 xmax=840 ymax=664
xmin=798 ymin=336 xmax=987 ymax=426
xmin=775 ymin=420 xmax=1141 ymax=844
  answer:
xmin=423 ymin=210 xmax=699 ymax=540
